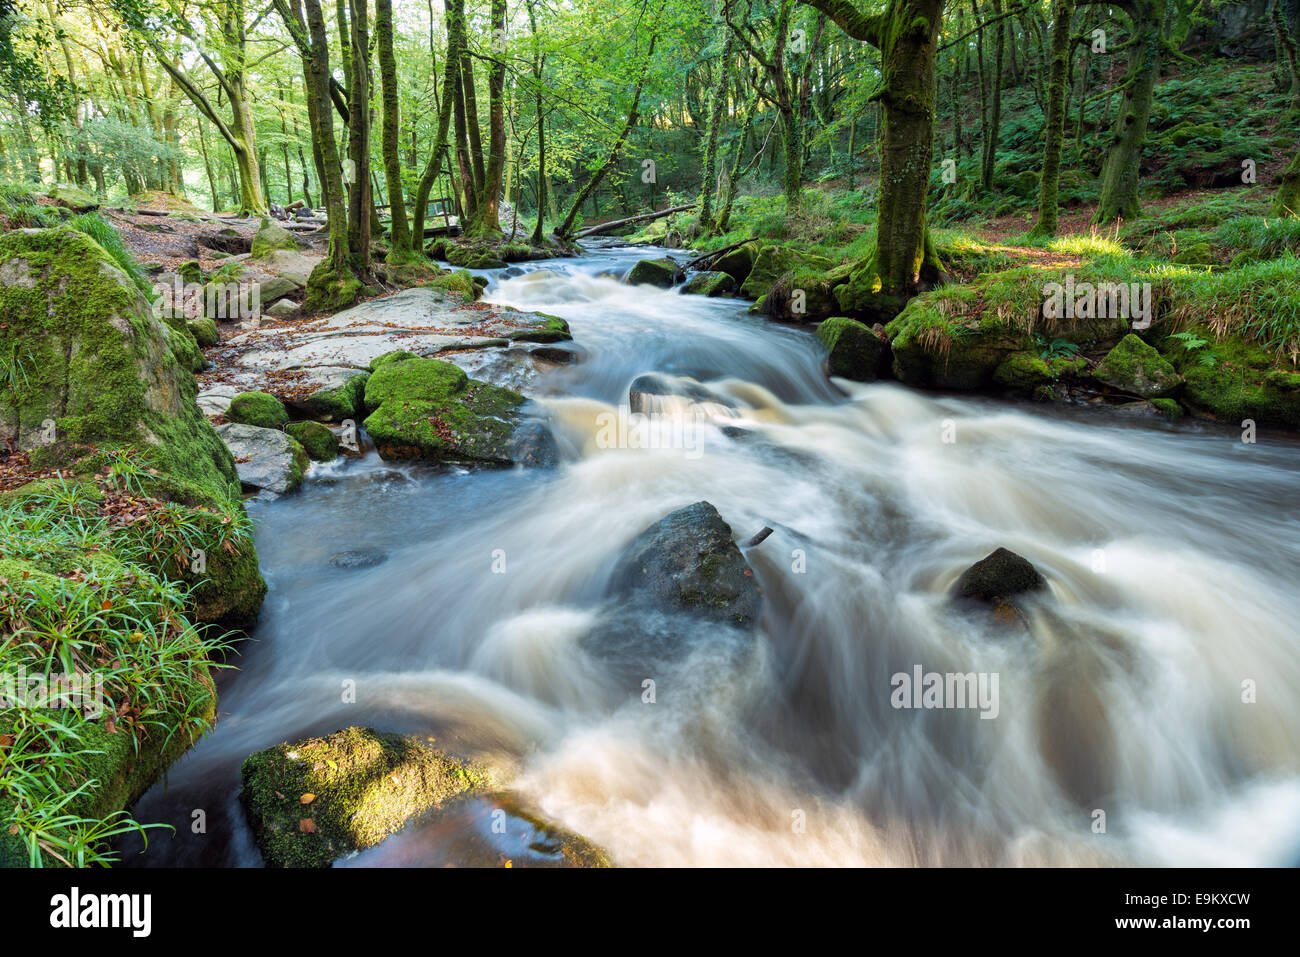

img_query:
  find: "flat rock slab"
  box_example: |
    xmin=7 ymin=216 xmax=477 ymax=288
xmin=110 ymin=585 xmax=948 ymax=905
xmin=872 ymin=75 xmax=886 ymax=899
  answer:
xmin=209 ymin=287 xmax=570 ymax=399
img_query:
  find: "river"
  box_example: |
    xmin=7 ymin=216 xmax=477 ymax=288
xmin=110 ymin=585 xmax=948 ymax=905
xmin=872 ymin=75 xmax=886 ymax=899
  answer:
xmin=124 ymin=242 xmax=1300 ymax=867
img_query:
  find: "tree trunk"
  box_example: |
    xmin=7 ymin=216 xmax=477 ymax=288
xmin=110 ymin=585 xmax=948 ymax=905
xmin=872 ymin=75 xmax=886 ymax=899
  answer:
xmin=470 ymin=0 xmax=508 ymax=236
xmin=700 ymin=33 xmax=735 ymax=231
xmin=376 ymin=0 xmax=414 ymax=258
xmin=805 ymin=0 xmax=948 ymax=320
xmin=346 ymin=0 xmax=372 ymax=269
xmin=1274 ymin=146 xmax=1300 ymax=216
xmin=1094 ymin=0 xmax=1164 ymax=224
xmin=413 ymin=0 xmax=459 ymax=242
xmin=1030 ymin=0 xmax=1075 ymax=237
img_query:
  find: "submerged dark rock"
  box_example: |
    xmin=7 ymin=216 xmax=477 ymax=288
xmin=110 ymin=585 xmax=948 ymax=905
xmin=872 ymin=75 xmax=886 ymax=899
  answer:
xmin=954 ymin=547 xmax=1046 ymax=602
xmin=610 ymin=501 xmax=762 ymax=628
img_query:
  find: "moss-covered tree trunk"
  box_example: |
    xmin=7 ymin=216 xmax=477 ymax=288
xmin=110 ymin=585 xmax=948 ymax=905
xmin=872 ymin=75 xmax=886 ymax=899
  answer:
xmin=527 ymin=0 xmax=548 ymax=244
xmin=376 ymin=0 xmax=413 ymax=260
xmin=412 ymin=0 xmax=459 ymax=243
xmin=805 ymin=0 xmax=948 ymax=320
xmin=469 ymin=0 xmax=507 ymax=236
xmin=1030 ymin=0 xmax=1075 ymax=237
xmin=274 ymin=0 xmax=359 ymax=311
xmin=1094 ymin=0 xmax=1164 ymax=225
xmin=699 ymin=33 xmax=735 ymax=231
xmin=1272 ymin=0 xmax=1300 ymax=113
xmin=345 ymin=0 xmax=372 ymax=270
xmin=980 ymin=0 xmax=1005 ymax=190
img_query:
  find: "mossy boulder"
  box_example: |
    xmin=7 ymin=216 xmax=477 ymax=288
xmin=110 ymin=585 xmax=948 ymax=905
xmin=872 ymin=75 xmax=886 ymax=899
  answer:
xmin=240 ymin=727 xmax=495 ymax=868
xmin=188 ymin=316 xmax=220 ymax=347
xmin=286 ymin=420 xmax=338 ymax=461
xmin=817 ymin=316 xmax=888 ymax=382
xmin=738 ymin=244 xmax=797 ymax=300
xmin=227 ymin=391 xmax=290 ymax=430
xmin=361 ymin=353 xmax=552 ymax=466
xmin=713 ymin=241 xmax=759 ymax=284
xmin=176 ymin=259 xmax=203 ymax=284
xmin=294 ymin=372 xmax=370 ymax=422
xmin=886 ymin=296 xmax=1029 ymax=390
xmin=954 ymin=548 xmax=1046 ymax=603
xmin=251 ymin=217 xmax=299 ymax=259
xmin=48 ymin=183 xmax=99 ymax=211
xmin=609 ymin=500 xmax=762 ymax=628
xmin=423 ymin=268 xmax=482 ymax=302
xmin=0 ymin=227 xmax=240 ymax=498
xmin=1164 ymin=334 xmax=1300 ymax=429
xmin=627 ymin=257 xmax=681 ymax=288
xmin=993 ymin=351 xmax=1087 ymax=394
xmin=682 ymin=270 xmax=736 ymax=297
xmin=504 ymin=313 xmax=572 ymax=344
xmin=1093 ymin=334 xmax=1182 ymax=398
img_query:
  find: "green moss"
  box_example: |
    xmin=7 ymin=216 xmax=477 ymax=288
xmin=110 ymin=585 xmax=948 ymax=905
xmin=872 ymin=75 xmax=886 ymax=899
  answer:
xmin=369 ymin=350 xmax=420 ymax=373
xmin=176 ymin=260 xmax=202 ymax=284
xmin=303 ymin=258 xmax=363 ymax=313
xmin=297 ymin=374 xmax=369 ymax=421
xmin=287 ymin=420 xmax=338 ymax=461
xmin=240 ymin=727 xmax=494 ymax=868
xmin=1165 ymin=333 xmax=1300 ymax=428
xmin=1093 ymin=334 xmax=1182 ymax=398
xmin=1149 ymin=397 xmax=1184 ymax=420
xmin=0 ymin=227 xmax=240 ymax=500
xmin=188 ymin=317 xmax=220 ymax=347
xmin=423 ymin=268 xmax=481 ymax=302
xmin=505 ymin=314 xmax=572 ymax=344
xmin=817 ymin=316 xmax=887 ymax=381
xmin=361 ymin=356 xmax=525 ymax=464
xmin=627 ymin=257 xmax=680 ymax=288
xmin=227 ymin=391 xmax=289 ymax=430
xmin=251 ymin=218 xmax=299 ymax=259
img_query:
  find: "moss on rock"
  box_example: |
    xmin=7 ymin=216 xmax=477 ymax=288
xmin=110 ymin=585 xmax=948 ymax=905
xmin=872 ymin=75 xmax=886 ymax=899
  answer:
xmin=361 ymin=355 xmax=530 ymax=464
xmin=1093 ymin=334 xmax=1182 ymax=398
xmin=227 ymin=391 xmax=289 ymax=430
xmin=817 ymin=316 xmax=888 ymax=381
xmin=240 ymin=726 xmax=494 ymax=868
xmin=627 ymin=257 xmax=681 ymax=288
xmin=0 ymin=227 xmax=240 ymax=498
xmin=287 ymin=420 xmax=338 ymax=461
xmin=251 ymin=217 xmax=299 ymax=259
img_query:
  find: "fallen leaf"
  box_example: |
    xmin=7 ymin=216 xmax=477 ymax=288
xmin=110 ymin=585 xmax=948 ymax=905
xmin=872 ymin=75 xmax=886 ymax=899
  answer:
xmin=299 ymin=818 xmax=316 ymax=833
xmin=300 ymin=793 xmax=315 ymax=805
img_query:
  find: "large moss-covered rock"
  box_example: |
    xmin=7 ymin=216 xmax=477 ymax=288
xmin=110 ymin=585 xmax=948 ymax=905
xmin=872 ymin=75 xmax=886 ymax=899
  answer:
xmin=0 ymin=227 xmax=239 ymax=498
xmin=251 ymin=217 xmax=299 ymax=259
xmin=738 ymin=244 xmax=797 ymax=300
xmin=286 ymin=420 xmax=338 ymax=461
xmin=886 ymin=298 xmax=1028 ymax=390
xmin=188 ymin=316 xmax=220 ymax=347
xmin=682 ymin=270 xmax=736 ymax=297
xmin=48 ymin=183 xmax=99 ymax=212
xmin=240 ymin=727 xmax=494 ymax=868
xmin=817 ymin=316 xmax=888 ymax=382
xmin=609 ymin=501 xmax=762 ymax=628
xmin=227 ymin=391 xmax=289 ymax=430
xmin=627 ymin=257 xmax=681 ymax=288
xmin=713 ymin=241 xmax=759 ymax=284
xmin=1166 ymin=334 xmax=1300 ymax=429
xmin=1093 ymin=334 xmax=1182 ymax=398
xmin=361 ymin=353 xmax=553 ymax=466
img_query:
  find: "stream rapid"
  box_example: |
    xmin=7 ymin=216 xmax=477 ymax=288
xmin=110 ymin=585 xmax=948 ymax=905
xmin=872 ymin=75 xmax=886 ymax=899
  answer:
xmin=126 ymin=241 xmax=1300 ymax=867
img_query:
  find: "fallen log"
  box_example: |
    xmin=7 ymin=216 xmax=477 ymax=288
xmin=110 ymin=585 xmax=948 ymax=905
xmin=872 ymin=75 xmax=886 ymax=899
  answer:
xmin=573 ymin=203 xmax=698 ymax=240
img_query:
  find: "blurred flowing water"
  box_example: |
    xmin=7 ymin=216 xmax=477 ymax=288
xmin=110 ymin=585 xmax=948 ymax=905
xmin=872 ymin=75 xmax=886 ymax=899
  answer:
xmin=126 ymin=242 xmax=1300 ymax=867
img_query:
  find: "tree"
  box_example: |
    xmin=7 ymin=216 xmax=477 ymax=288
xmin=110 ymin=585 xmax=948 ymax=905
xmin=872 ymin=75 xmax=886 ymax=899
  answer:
xmin=1030 ymin=0 xmax=1075 ymax=237
xmin=375 ymin=0 xmax=413 ymax=259
xmin=799 ymin=0 xmax=948 ymax=320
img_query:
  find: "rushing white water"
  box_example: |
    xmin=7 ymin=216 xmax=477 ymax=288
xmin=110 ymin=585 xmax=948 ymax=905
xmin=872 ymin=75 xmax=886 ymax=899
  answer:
xmin=127 ymin=242 xmax=1300 ymax=867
